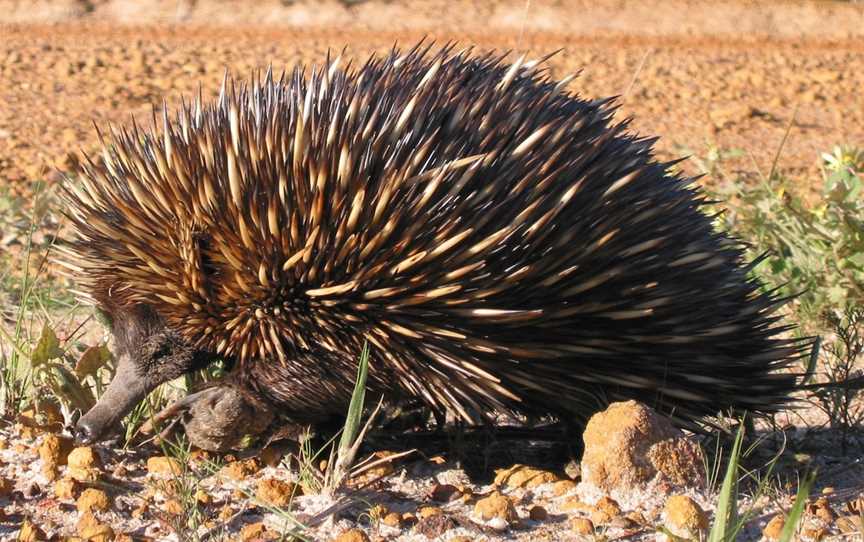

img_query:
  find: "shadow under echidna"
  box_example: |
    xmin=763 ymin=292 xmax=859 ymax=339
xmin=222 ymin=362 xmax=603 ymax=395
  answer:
xmin=57 ymin=43 xmax=807 ymax=452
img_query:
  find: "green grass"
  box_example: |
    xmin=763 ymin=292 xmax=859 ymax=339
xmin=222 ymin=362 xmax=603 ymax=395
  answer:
xmin=704 ymin=422 xmax=814 ymax=542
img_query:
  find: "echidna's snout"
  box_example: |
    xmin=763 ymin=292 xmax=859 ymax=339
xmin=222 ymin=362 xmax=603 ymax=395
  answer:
xmin=75 ymin=353 xmax=151 ymax=444
xmin=75 ymin=318 xmax=212 ymax=445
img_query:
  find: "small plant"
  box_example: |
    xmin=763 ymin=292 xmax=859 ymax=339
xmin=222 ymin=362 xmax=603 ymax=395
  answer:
xmin=807 ymin=306 xmax=864 ymax=451
xmin=717 ymin=144 xmax=864 ymax=325
xmin=0 ymin=180 xmax=77 ymax=416
xmin=705 ymin=422 xmax=814 ymax=542
xmin=152 ymin=436 xmax=218 ymax=542
xmin=822 ymin=144 xmax=864 ymax=195
xmin=295 ymin=342 xmax=413 ymax=496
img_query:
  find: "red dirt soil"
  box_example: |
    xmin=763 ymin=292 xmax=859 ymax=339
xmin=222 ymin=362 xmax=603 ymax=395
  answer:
xmin=0 ymin=0 xmax=862 ymax=199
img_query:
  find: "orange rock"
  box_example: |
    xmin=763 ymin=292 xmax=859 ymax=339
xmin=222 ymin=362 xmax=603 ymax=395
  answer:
xmin=590 ymin=496 xmax=622 ymax=525
xmin=663 ymin=495 xmax=708 ymax=538
xmin=560 ymin=497 xmax=591 ymax=513
xmin=382 ymin=511 xmax=402 ymax=527
xmin=418 ymin=505 xmax=443 ymax=519
xmin=647 ymin=438 xmax=705 ymax=488
xmin=332 ymin=528 xmax=370 ymax=542
xmin=68 ymin=446 xmax=101 ymax=470
xmin=495 ymin=464 xmax=560 ymax=489
xmin=188 ymin=449 xmax=212 ymax=463
xmin=256 ymin=478 xmax=300 ymax=507
xmin=163 ymin=499 xmax=184 ymax=515
xmin=763 ymin=514 xmax=785 ymax=540
xmin=552 ymin=479 xmax=579 ymax=496
xmin=76 ymin=511 xmax=99 ymax=532
xmin=195 ymin=488 xmax=212 ymax=505
xmin=67 ymin=446 xmax=102 ymax=482
xmin=38 ymin=434 xmax=74 ymax=466
xmin=17 ymin=518 xmax=47 ymax=542
xmin=581 ymin=401 xmax=703 ymax=494
xmin=625 ymin=510 xmax=647 ymax=526
xmin=68 ymin=466 xmax=100 ymax=483
xmin=239 ymin=521 xmax=278 ymax=541
xmin=571 ymin=517 xmax=595 ymax=535
xmin=220 ymin=458 xmax=259 ymax=480
xmin=147 ymin=456 xmax=183 ymax=476
xmin=358 ymin=451 xmax=397 ymax=478
xmin=473 ymin=492 xmax=518 ymax=523
xmin=78 ymin=512 xmax=114 ymax=542
xmin=41 ymin=461 xmax=58 ymax=481
xmin=76 ymin=488 xmax=111 ymax=513
xmin=802 ymin=527 xmax=827 ymax=541
xmin=55 ymin=477 xmax=80 ymax=500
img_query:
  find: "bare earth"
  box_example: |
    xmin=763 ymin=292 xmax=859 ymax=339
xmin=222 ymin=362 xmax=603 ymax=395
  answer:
xmin=0 ymin=1 xmax=863 ymax=541
xmin=1 ymin=0 xmax=863 ymax=197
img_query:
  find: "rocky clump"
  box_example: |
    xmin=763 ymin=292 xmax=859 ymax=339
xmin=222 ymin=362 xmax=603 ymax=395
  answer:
xmin=580 ymin=400 xmax=705 ymax=498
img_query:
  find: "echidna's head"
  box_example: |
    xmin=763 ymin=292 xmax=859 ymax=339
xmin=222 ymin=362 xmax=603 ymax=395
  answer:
xmin=74 ymin=304 xmax=208 ymax=444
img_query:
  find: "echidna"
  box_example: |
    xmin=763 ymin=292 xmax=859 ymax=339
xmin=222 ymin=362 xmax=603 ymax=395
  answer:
xmin=59 ymin=43 xmax=805 ymax=450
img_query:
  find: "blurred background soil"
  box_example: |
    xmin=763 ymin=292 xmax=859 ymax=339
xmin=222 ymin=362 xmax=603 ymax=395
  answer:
xmin=0 ymin=0 xmax=862 ymax=200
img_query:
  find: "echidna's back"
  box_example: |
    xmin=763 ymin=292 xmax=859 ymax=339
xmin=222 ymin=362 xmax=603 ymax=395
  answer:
xmin=61 ymin=44 xmax=804 ymax=428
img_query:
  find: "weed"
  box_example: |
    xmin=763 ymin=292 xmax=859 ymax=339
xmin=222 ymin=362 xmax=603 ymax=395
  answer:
xmin=152 ymin=436 xmax=221 ymax=541
xmin=703 ymin=422 xmax=814 ymax=542
xmin=807 ymin=306 xmax=864 ymax=451
xmin=716 ymin=144 xmax=864 ymax=326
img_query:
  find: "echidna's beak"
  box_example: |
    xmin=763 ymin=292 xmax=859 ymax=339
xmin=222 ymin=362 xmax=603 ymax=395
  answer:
xmin=75 ymin=353 xmax=151 ymax=445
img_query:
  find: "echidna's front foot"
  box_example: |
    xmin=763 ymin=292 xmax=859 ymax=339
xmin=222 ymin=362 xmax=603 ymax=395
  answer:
xmin=153 ymin=385 xmax=275 ymax=452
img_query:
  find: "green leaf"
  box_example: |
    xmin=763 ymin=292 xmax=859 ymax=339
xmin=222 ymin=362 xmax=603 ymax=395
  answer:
xmin=708 ymin=423 xmax=745 ymax=542
xmin=778 ymin=470 xmax=816 ymax=542
xmin=801 ymin=337 xmax=821 ymax=386
xmin=827 ymin=285 xmax=847 ymax=304
xmin=31 ymin=324 xmax=64 ymax=367
xmin=337 ymin=342 xmax=370 ymax=460
xmin=45 ymin=364 xmax=96 ymax=411
xmin=74 ymin=344 xmax=112 ymax=379
xmin=847 ymin=252 xmax=864 ymax=269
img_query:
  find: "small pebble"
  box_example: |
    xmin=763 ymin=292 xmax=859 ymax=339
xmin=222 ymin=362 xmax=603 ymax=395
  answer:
xmin=529 ymin=505 xmax=548 ymax=521
xmin=763 ymin=514 xmax=785 ymax=540
xmin=146 ymin=456 xmax=183 ymax=476
xmin=473 ymin=492 xmax=518 ymax=523
xmin=571 ymin=517 xmax=595 ymax=534
xmin=256 ymin=478 xmax=300 ymax=507
xmin=76 ymin=488 xmax=111 ymax=513
xmin=663 ymin=494 xmax=708 ymax=537
xmin=332 ymin=528 xmax=370 ymax=542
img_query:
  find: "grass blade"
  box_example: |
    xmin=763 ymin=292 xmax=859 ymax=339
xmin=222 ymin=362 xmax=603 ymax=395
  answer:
xmin=337 ymin=341 xmax=370 ymax=460
xmin=779 ymin=470 xmax=816 ymax=542
xmin=707 ymin=423 xmax=745 ymax=542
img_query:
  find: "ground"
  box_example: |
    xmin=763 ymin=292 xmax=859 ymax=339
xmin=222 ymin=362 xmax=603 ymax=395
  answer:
xmin=0 ymin=0 xmax=863 ymax=540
